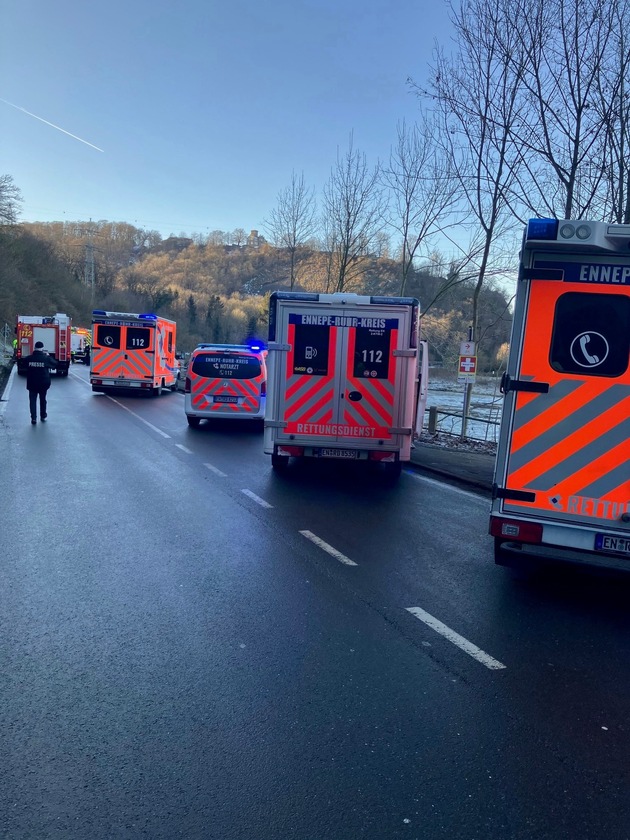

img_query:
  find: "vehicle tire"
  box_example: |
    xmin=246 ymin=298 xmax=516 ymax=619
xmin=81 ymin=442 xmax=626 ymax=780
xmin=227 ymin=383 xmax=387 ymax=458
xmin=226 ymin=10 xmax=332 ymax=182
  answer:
xmin=187 ymin=416 xmax=201 ymax=428
xmin=494 ymin=537 xmax=515 ymax=566
xmin=382 ymin=460 xmax=402 ymax=482
xmin=272 ymin=452 xmax=290 ymax=471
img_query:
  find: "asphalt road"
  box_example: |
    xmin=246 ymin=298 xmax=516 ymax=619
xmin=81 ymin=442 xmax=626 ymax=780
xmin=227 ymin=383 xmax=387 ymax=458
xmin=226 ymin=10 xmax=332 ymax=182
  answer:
xmin=2 ymin=366 xmax=630 ymax=839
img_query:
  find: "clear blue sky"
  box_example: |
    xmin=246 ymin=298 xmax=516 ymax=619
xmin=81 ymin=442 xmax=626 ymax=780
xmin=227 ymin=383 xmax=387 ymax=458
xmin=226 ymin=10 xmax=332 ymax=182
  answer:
xmin=2 ymin=0 xmax=454 ymax=240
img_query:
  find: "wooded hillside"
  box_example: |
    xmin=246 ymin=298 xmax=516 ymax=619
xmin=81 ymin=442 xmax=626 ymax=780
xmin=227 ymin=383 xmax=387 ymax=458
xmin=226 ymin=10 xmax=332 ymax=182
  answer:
xmin=0 ymin=220 xmax=512 ymax=371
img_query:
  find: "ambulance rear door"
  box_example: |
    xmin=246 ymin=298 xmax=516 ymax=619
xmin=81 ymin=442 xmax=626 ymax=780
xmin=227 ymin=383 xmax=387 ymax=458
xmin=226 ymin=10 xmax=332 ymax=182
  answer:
xmin=276 ymin=299 xmax=414 ymax=449
xmin=92 ymin=318 xmax=156 ymax=383
xmin=497 ymin=250 xmax=630 ymax=534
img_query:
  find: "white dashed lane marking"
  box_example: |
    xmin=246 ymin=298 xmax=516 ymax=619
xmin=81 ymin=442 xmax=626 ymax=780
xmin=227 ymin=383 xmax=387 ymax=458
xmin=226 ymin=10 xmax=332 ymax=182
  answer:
xmin=241 ymin=489 xmax=273 ymax=509
xmin=406 ymin=606 xmax=506 ymax=670
xmin=204 ymin=463 xmax=227 ymax=477
xmin=299 ymin=530 xmax=358 ymax=566
xmin=106 ymin=397 xmax=171 ymax=438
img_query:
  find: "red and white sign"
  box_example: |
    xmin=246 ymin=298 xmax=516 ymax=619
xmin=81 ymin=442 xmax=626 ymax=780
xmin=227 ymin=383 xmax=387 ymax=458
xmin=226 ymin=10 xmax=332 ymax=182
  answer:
xmin=458 ymin=355 xmax=477 ymax=375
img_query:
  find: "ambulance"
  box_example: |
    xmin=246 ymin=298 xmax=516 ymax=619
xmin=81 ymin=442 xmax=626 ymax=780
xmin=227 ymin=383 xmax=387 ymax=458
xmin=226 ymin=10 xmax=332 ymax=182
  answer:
xmin=90 ymin=310 xmax=178 ymax=394
xmin=264 ymin=291 xmax=428 ymax=479
xmin=490 ymin=218 xmax=630 ymax=571
xmin=15 ymin=313 xmax=72 ymax=377
xmin=184 ymin=342 xmax=267 ymax=427
xmin=71 ymin=327 xmax=92 ymax=364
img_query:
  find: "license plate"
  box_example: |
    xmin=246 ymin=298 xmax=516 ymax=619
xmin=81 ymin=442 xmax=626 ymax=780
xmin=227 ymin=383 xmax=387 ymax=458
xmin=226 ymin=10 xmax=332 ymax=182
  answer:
xmin=214 ymin=395 xmax=238 ymax=404
xmin=595 ymin=534 xmax=630 ymax=555
xmin=317 ymin=448 xmax=358 ymax=459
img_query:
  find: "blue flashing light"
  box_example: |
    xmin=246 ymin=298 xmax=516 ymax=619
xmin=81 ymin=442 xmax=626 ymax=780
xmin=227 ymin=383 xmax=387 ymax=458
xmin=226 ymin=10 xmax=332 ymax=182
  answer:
xmin=92 ymin=309 xmax=107 ymax=316
xmin=247 ymin=338 xmax=266 ymax=353
xmin=526 ymin=218 xmax=559 ymax=241
xmin=138 ymin=313 xmax=158 ymax=320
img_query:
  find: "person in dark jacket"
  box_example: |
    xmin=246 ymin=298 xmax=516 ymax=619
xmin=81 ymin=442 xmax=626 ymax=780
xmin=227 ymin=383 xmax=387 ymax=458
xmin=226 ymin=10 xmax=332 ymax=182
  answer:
xmin=24 ymin=341 xmax=58 ymax=424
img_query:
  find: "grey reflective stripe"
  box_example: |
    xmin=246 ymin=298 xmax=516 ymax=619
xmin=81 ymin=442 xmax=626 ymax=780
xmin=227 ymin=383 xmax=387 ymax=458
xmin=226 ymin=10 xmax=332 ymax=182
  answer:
xmin=524 ymin=415 xmax=630 ymax=491
xmin=513 ymin=379 xmax=584 ymax=430
xmin=285 ymin=375 xmax=334 ymax=423
xmin=343 ymin=379 xmax=395 ymax=428
xmin=578 ymin=457 xmax=630 ymax=499
xmin=509 ymin=384 xmax=630 ymax=475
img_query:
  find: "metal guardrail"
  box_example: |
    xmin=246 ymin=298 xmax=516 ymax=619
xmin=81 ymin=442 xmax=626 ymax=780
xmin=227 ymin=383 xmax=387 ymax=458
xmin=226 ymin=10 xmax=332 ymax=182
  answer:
xmin=425 ymin=405 xmax=502 ymax=443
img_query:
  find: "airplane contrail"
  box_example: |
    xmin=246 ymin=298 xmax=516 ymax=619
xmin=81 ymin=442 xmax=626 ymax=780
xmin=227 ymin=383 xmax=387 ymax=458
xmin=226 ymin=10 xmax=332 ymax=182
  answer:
xmin=0 ymin=97 xmax=104 ymax=152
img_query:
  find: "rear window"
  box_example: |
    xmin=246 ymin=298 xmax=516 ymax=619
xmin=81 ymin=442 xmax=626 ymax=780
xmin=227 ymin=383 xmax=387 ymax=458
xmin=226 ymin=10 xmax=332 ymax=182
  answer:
xmin=126 ymin=327 xmax=151 ymax=350
xmin=550 ymin=292 xmax=630 ymax=377
xmin=192 ymin=353 xmax=262 ymax=379
xmin=95 ymin=324 xmax=120 ymax=349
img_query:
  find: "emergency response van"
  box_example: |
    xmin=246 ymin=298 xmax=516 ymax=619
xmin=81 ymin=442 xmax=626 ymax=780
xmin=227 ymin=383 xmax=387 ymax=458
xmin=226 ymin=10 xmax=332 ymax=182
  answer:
xmin=184 ymin=342 xmax=267 ymax=427
xmin=71 ymin=327 xmax=92 ymax=364
xmin=90 ymin=310 xmax=177 ymax=395
xmin=264 ymin=291 xmax=428 ymax=479
xmin=490 ymin=218 xmax=630 ymax=571
xmin=15 ymin=314 xmax=72 ymax=376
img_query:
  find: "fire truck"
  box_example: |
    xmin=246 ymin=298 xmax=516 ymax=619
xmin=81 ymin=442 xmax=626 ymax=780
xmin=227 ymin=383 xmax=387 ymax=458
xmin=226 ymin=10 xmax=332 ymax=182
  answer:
xmin=90 ymin=310 xmax=177 ymax=395
xmin=15 ymin=313 xmax=72 ymax=376
xmin=490 ymin=218 xmax=630 ymax=571
xmin=263 ymin=291 xmax=428 ymax=479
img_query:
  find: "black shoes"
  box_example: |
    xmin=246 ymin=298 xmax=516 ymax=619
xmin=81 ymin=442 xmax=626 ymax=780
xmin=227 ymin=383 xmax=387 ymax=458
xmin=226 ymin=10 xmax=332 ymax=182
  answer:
xmin=31 ymin=419 xmax=36 ymax=424
xmin=41 ymin=415 xmax=47 ymax=421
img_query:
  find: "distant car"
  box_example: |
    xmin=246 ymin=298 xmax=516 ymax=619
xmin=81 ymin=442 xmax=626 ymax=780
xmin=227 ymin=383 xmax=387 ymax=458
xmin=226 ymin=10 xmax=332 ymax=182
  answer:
xmin=184 ymin=343 xmax=267 ymax=428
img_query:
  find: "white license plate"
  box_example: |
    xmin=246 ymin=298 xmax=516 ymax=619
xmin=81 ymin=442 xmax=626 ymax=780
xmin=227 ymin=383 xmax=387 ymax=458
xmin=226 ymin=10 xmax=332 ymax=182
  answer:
xmin=214 ymin=395 xmax=239 ymax=404
xmin=317 ymin=448 xmax=358 ymax=459
xmin=595 ymin=534 xmax=630 ymax=555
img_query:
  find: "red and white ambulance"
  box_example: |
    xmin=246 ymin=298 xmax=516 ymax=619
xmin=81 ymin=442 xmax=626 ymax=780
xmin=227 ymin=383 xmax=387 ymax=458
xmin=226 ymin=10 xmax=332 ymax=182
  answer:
xmin=490 ymin=218 xmax=630 ymax=570
xmin=184 ymin=342 xmax=267 ymax=427
xmin=264 ymin=292 xmax=428 ymax=479
xmin=90 ymin=310 xmax=177 ymax=395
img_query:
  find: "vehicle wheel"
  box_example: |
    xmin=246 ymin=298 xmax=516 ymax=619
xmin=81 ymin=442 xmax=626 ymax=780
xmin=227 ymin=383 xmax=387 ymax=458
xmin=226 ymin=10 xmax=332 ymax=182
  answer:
xmin=187 ymin=416 xmax=201 ymax=428
xmin=494 ymin=537 xmax=515 ymax=566
xmin=382 ymin=460 xmax=402 ymax=482
xmin=272 ymin=452 xmax=290 ymax=471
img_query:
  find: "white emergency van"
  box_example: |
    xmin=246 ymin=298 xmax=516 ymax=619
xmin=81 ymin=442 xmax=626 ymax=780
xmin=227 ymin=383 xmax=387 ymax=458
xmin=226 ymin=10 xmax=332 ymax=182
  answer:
xmin=184 ymin=343 xmax=267 ymax=427
xmin=490 ymin=218 xmax=630 ymax=571
xmin=264 ymin=292 xmax=428 ymax=479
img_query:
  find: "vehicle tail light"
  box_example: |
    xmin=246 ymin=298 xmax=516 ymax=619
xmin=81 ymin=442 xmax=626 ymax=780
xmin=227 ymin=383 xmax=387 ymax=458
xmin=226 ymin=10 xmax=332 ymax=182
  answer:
xmin=261 ymin=379 xmax=266 ymax=396
xmin=489 ymin=517 xmax=543 ymax=544
xmin=185 ymin=376 xmax=191 ymax=394
xmin=369 ymin=451 xmax=397 ymax=462
xmin=278 ymin=446 xmax=303 ymax=457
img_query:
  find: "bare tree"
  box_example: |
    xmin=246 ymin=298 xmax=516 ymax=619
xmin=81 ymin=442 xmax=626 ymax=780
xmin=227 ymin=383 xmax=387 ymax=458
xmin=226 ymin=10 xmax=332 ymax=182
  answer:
xmin=598 ymin=0 xmax=630 ymax=222
xmin=411 ymin=0 xmax=525 ymax=433
xmin=231 ymin=228 xmax=247 ymax=247
xmin=381 ymin=117 xmax=459 ymax=296
xmin=0 ymin=174 xmax=22 ymax=226
xmin=322 ymin=134 xmax=383 ymax=292
xmin=507 ymin=0 xmax=617 ymax=219
xmin=420 ymin=0 xmax=524 ymax=344
xmin=263 ymin=170 xmax=317 ymax=290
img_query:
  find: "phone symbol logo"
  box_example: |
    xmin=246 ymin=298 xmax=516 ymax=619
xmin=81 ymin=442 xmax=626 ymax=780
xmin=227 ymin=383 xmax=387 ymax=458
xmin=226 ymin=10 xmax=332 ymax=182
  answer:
xmin=570 ymin=331 xmax=609 ymax=368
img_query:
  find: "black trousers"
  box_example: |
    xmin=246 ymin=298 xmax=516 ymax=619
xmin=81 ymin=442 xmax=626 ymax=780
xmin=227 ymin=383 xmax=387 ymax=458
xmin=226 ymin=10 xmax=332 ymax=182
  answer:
xmin=28 ymin=386 xmax=49 ymax=420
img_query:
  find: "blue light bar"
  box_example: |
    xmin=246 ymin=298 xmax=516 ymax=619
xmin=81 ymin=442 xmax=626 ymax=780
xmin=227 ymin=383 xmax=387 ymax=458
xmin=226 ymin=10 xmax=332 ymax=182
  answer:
xmin=138 ymin=313 xmax=158 ymax=320
xmin=92 ymin=309 xmax=107 ymax=316
xmin=526 ymin=218 xmax=559 ymax=241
